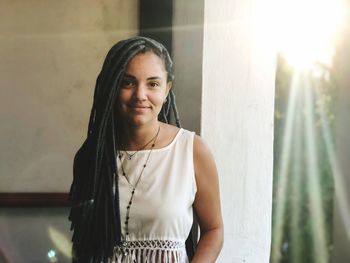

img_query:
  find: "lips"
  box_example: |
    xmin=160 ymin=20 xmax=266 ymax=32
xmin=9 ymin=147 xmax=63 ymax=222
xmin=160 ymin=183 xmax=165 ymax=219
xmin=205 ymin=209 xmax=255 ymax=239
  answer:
xmin=128 ymin=104 xmax=151 ymax=109
xmin=128 ymin=104 xmax=151 ymax=113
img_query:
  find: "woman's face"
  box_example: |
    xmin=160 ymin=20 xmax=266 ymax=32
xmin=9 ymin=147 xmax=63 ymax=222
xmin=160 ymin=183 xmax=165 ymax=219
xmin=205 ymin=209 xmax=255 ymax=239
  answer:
xmin=117 ymin=51 xmax=171 ymax=127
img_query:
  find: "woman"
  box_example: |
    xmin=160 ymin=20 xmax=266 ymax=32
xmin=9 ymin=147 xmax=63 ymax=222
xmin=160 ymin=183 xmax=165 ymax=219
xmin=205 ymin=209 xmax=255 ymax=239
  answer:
xmin=69 ymin=36 xmax=223 ymax=263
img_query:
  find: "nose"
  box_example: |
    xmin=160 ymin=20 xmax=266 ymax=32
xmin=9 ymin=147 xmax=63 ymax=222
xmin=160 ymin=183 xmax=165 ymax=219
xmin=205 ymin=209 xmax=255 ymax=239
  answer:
xmin=133 ymin=83 xmax=147 ymax=101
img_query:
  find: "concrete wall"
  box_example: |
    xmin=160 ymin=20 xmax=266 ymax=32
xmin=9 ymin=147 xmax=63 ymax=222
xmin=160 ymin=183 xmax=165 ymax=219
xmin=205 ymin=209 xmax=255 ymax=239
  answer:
xmin=201 ymin=0 xmax=275 ymax=262
xmin=0 ymin=1 xmax=138 ymax=262
xmin=0 ymin=0 xmax=138 ymax=192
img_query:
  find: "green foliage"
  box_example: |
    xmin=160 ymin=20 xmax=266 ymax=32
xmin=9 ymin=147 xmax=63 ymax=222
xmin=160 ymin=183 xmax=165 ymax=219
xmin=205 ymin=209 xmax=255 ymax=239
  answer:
xmin=271 ymin=55 xmax=336 ymax=263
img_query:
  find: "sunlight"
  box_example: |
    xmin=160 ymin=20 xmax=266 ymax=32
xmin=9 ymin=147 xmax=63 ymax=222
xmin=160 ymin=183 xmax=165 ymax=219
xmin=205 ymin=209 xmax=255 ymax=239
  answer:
xmin=271 ymin=74 xmax=301 ymax=262
xmin=290 ymin=96 xmax=302 ymax=263
xmin=272 ymin=72 xmax=334 ymax=262
xmin=271 ymin=1 xmax=347 ymax=261
xmin=303 ymin=76 xmax=329 ymax=262
xmin=275 ymin=0 xmax=345 ymax=70
xmin=318 ymin=89 xmax=350 ymax=240
xmin=48 ymin=226 xmax=72 ymax=259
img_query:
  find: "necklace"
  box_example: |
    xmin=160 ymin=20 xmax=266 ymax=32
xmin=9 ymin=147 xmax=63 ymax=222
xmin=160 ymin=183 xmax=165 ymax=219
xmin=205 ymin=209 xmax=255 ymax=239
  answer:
xmin=116 ymin=125 xmax=160 ymax=255
xmin=123 ymin=127 xmax=160 ymax=160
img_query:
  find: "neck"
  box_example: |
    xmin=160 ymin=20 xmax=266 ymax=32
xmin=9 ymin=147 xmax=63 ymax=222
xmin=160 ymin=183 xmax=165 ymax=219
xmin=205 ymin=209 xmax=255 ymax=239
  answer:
xmin=117 ymin=121 xmax=160 ymax=150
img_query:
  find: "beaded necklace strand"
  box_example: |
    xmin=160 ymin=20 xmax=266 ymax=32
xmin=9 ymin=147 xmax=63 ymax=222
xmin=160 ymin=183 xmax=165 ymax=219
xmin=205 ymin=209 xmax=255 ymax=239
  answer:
xmin=123 ymin=129 xmax=160 ymax=160
xmin=116 ymin=125 xmax=160 ymax=257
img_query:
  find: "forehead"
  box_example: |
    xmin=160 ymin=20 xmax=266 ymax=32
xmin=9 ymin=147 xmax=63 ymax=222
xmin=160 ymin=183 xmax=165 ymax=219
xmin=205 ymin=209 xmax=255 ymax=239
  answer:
xmin=125 ymin=51 xmax=167 ymax=77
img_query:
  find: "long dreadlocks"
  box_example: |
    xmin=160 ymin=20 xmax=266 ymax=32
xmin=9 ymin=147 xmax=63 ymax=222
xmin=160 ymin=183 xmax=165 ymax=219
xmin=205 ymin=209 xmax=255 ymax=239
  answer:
xmin=69 ymin=36 xmax=198 ymax=262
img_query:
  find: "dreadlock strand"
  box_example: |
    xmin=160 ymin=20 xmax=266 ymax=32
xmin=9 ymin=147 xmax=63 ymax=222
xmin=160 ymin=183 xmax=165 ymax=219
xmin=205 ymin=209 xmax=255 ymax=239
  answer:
xmin=87 ymin=85 xmax=98 ymax=136
xmin=103 ymin=117 xmax=121 ymax=249
xmin=161 ymin=109 xmax=168 ymax=123
xmin=110 ymin=110 xmax=122 ymax=244
xmin=94 ymin=159 xmax=111 ymax=257
xmin=169 ymin=91 xmax=181 ymax=128
xmin=165 ymin=94 xmax=172 ymax=117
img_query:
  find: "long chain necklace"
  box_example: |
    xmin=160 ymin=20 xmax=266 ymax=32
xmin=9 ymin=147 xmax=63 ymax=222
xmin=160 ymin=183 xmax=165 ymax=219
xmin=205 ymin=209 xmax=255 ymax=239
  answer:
xmin=116 ymin=125 xmax=160 ymax=257
xmin=123 ymin=128 xmax=160 ymax=160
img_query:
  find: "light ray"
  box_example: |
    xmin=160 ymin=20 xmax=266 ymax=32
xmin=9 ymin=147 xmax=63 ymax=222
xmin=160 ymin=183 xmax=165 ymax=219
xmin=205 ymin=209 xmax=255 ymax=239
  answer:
xmin=317 ymin=88 xmax=350 ymax=239
xmin=303 ymin=75 xmax=329 ymax=262
xmin=290 ymin=94 xmax=303 ymax=263
xmin=271 ymin=73 xmax=301 ymax=262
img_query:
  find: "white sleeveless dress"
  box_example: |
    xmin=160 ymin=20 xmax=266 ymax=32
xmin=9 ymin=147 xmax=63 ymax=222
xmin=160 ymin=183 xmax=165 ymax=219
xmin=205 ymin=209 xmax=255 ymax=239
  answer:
xmin=112 ymin=129 xmax=197 ymax=263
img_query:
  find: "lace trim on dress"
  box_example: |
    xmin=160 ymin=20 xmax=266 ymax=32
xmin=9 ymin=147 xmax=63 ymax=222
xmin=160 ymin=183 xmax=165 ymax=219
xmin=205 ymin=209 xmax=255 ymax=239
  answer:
xmin=110 ymin=240 xmax=188 ymax=263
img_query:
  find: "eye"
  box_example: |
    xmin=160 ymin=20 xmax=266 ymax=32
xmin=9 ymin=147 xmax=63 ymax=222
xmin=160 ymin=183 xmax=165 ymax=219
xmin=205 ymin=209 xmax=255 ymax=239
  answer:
xmin=149 ymin=81 xmax=160 ymax=89
xmin=121 ymin=78 xmax=135 ymax=88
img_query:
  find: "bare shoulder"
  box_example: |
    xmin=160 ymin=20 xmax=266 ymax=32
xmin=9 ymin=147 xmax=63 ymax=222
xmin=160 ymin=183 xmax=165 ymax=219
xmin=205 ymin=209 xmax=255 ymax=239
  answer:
xmin=193 ymin=135 xmax=215 ymax=166
xmin=193 ymin=135 xmax=222 ymax=237
xmin=193 ymin=135 xmax=218 ymax=181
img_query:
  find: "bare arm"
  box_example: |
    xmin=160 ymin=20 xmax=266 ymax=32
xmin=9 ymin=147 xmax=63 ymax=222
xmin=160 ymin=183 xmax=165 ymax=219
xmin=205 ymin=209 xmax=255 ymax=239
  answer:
xmin=192 ymin=135 xmax=224 ymax=262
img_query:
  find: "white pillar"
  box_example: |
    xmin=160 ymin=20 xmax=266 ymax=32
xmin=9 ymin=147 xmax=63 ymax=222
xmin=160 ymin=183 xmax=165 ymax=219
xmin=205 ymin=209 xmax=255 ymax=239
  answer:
xmin=201 ymin=0 xmax=276 ymax=262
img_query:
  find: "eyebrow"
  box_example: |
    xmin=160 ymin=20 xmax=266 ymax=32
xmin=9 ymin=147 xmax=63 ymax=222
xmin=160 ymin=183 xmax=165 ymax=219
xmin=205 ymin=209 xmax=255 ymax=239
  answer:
xmin=123 ymin=74 xmax=162 ymax=81
xmin=147 ymin=76 xmax=162 ymax=81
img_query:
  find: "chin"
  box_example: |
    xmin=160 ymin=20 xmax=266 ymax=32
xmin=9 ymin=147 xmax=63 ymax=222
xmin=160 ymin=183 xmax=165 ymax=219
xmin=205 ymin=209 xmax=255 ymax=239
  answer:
xmin=126 ymin=116 xmax=154 ymax=127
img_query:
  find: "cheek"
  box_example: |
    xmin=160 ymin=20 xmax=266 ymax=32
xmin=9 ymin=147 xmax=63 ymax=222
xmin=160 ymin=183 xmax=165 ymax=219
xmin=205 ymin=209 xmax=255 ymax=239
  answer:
xmin=153 ymin=93 xmax=167 ymax=107
xmin=115 ymin=92 xmax=129 ymax=114
xmin=117 ymin=90 xmax=131 ymax=104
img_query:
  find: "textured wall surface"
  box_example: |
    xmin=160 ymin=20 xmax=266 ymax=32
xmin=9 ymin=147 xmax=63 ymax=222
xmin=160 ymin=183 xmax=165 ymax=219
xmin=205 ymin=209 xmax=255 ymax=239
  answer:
xmin=201 ymin=0 xmax=275 ymax=261
xmin=0 ymin=0 xmax=138 ymax=192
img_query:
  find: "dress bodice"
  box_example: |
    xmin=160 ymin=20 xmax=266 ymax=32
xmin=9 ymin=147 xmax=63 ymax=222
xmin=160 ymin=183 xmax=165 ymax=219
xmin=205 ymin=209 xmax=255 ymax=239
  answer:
xmin=113 ymin=129 xmax=196 ymax=263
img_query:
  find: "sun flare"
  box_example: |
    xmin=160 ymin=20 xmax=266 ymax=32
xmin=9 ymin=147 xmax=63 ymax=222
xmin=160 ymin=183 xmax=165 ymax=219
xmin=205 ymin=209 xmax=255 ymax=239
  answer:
xmin=276 ymin=0 xmax=346 ymax=70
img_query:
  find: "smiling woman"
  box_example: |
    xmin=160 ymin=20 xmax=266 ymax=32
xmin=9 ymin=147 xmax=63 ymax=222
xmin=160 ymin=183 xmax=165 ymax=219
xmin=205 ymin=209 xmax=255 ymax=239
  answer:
xmin=117 ymin=52 xmax=172 ymax=128
xmin=68 ymin=36 xmax=223 ymax=263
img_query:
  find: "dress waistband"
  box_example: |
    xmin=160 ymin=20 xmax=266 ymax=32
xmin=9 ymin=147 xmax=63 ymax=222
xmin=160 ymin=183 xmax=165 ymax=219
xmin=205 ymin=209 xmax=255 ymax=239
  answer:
xmin=111 ymin=240 xmax=188 ymax=263
xmin=117 ymin=240 xmax=185 ymax=250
